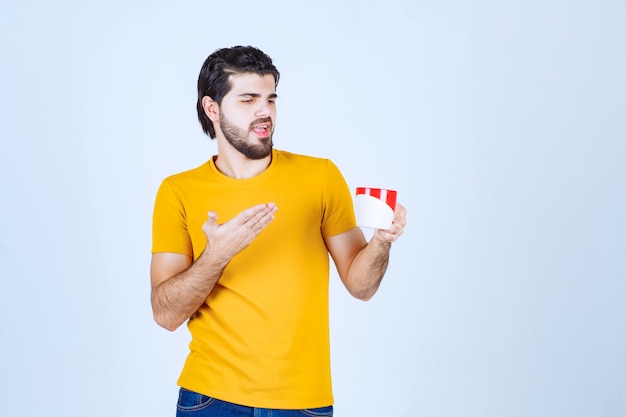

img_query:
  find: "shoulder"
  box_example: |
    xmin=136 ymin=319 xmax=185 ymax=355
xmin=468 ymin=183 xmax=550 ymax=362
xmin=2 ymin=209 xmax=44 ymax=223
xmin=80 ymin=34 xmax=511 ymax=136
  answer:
xmin=161 ymin=160 xmax=213 ymax=186
xmin=274 ymin=150 xmax=349 ymax=197
xmin=275 ymin=149 xmax=338 ymax=171
xmin=154 ymin=160 xmax=214 ymax=204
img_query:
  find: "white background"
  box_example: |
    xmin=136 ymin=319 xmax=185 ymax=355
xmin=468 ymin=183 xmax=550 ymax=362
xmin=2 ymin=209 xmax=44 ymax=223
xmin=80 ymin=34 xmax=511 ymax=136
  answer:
xmin=1 ymin=1 xmax=625 ymax=416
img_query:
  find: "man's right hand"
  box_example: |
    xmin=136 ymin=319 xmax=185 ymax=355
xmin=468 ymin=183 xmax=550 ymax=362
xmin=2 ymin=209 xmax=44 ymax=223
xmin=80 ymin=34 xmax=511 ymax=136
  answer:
xmin=202 ymin=202 xmax=278 ymax=265
xmin=151 ymin=203 xmax=277 ymax=331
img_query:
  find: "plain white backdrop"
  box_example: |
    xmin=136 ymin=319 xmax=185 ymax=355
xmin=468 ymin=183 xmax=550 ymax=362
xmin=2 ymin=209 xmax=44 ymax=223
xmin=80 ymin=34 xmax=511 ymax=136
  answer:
xmin=1 ymin=1 xmax=625 ymax=416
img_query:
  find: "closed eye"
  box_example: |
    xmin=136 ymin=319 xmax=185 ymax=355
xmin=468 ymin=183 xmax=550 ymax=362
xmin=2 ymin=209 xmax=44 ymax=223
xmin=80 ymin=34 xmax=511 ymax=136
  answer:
xmin=238 ymin=94 xmax=277 ymax=104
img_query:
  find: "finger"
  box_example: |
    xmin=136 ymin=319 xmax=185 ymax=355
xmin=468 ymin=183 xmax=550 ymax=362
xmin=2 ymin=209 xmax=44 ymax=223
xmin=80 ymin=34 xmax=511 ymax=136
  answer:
xmin=375 ymin=218 xmax=404 ymax=242
xmin=241 ymin=203 xmax=277 ymax=228
xmin=393 ymin=204 xmax=407 ymax=227
xmin=374 ymin=229 xmax=397 ymax=243
xmin=395 ymin=203 xmax=407 ymax=218
xmin=204 ymin=211 xmax=219 ymax=231
xmin=249 ymin=206 xmax=277 ymax=233
xmin=232 ymin=204 xmax=273 ymax=226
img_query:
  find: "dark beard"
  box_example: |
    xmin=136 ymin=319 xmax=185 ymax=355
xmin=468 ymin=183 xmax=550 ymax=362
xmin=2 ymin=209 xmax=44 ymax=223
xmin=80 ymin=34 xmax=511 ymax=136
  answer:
xmin=220 ymin=111 xmax=273 ymax=160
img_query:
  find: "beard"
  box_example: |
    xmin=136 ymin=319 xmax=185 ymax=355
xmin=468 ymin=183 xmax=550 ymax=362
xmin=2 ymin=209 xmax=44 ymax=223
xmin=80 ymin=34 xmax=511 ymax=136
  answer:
xmin=219 ymin=109 xmax=274 ymax=160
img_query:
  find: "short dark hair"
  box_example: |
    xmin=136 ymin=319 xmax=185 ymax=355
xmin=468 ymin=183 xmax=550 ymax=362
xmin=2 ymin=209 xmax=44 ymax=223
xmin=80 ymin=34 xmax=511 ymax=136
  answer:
xmin=196 ymin=46 xmax=280 ymax=138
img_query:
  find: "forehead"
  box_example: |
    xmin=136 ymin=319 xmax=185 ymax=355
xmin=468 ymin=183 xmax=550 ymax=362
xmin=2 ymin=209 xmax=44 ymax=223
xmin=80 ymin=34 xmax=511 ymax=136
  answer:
xmin=227 ymin=73 xmax=276 ymax=95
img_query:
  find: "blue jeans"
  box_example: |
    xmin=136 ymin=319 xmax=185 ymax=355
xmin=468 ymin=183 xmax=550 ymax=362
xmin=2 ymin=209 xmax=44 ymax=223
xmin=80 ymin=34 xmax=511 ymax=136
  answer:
xmin=176 ymin=388 xmax=333 ymax=417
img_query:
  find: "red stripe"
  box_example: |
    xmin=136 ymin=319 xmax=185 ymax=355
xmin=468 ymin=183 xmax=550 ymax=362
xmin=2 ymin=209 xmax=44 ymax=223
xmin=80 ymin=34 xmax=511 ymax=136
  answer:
xmin=356 ymin=187 xmax=397 ymax=210
xmin=386 ymin=190 xmax=397 ymax=210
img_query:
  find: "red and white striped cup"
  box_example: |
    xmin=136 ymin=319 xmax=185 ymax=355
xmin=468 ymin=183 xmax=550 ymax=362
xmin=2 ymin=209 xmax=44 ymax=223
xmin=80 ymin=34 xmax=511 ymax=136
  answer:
xmin=354 ymin=187 xmax=398 ymax=229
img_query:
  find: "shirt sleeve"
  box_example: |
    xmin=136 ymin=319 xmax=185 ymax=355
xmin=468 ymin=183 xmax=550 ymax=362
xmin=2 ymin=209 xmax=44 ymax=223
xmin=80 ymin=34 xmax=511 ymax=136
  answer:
xmin=151 ymin=178 xmax=193 ymax=256
xmin=320 ymin=159 xmax=356 ymax=238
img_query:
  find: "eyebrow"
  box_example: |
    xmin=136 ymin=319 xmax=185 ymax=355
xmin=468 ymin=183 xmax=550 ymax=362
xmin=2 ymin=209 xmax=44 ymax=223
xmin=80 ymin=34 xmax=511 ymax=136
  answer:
xmin=238 ymin=93 xmax=278 ymax=99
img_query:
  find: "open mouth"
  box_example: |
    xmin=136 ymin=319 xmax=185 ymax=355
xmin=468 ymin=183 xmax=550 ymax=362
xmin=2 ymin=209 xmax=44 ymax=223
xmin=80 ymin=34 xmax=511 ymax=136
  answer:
xmin=251 ymin=122 xmax=272 ymax=138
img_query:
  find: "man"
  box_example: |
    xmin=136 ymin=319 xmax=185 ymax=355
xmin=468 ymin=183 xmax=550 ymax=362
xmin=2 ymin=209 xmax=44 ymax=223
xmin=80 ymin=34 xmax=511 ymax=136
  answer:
xmin=151 ymin=45 xmax=407 ymax=416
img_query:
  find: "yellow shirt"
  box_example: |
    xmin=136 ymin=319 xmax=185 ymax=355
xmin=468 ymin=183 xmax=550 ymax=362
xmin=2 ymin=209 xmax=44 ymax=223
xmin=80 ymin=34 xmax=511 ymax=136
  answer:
xmin=152 ymin=149 xmax=356 ymax=409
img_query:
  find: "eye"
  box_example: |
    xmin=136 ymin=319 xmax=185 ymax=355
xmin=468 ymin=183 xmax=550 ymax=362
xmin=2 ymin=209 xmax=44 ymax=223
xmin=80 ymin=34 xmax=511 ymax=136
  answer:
xmin=242 ymin=98 xmax=254 ymax=104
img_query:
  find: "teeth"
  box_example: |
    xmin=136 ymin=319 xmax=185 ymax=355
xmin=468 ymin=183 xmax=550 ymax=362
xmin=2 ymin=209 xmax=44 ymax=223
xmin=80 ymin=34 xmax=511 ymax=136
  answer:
xmin=252 ymin=123 xmax=270 ymax=132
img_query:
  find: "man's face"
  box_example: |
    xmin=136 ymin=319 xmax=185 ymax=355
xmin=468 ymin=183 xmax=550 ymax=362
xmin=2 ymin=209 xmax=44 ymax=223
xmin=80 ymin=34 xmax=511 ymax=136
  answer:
xmin=216 ymin=73 xmax=277 ymax=160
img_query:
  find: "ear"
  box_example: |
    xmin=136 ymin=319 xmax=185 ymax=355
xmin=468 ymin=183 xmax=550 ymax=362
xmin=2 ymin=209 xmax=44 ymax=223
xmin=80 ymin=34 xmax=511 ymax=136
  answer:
xmin=202 ymin=96 xmax=220 ymax=122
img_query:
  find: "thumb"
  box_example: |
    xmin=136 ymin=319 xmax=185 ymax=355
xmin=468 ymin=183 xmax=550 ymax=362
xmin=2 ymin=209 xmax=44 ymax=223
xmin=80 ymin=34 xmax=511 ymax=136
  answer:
xmin=205 ymin=211 xmax=219 ymax=230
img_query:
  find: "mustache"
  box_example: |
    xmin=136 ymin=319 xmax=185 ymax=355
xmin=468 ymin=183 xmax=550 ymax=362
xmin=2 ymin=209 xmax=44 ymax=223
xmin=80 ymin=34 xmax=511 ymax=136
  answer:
xmin=249 ymin=117 xmax=273 ymax=129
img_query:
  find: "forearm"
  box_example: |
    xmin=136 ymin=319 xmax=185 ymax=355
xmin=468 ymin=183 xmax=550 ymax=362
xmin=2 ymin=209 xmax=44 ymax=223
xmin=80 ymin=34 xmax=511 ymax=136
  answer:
xmin=151 ymin=250 xmax=227 ymax=331
xmin=345 ymin=237 xmax=391 ymax=301
xmin=151 ymin=204 xmax=278 ymax=331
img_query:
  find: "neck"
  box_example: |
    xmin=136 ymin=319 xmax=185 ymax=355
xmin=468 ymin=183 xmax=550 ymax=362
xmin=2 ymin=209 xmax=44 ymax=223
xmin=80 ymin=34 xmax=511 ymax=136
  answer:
xmin=214 ymin=145 xmax=273 ymax=179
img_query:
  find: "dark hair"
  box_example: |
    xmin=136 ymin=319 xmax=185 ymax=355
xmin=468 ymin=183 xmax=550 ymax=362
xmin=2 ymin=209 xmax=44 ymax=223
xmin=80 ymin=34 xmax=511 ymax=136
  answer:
xmin=196 ymin=46 xmax=280 ymax=138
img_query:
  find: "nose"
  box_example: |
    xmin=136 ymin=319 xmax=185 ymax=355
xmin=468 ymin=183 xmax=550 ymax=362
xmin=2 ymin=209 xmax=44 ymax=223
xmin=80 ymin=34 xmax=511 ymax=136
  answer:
xmin=255 ymin=100 xmax=272 ymax=118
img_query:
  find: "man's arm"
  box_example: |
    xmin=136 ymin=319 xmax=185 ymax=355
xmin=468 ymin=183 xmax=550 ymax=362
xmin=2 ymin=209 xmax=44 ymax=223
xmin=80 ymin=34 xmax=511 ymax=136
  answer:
xmin=150 ymin=203 xmax=277 ymax=331
xmin=150 ymin=251 xmax=225 ymax=331
xmin=326 ymin=203 xmax=407 ymax=301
